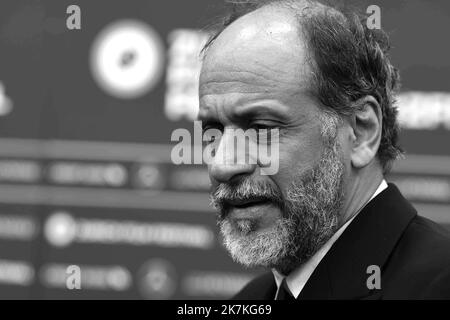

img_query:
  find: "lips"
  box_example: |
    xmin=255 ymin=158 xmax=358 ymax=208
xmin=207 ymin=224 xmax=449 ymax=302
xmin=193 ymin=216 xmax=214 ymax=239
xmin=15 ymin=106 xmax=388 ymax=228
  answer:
xmin=227 ymin=201 xmax=282 ymax=230
xmin=224 ymin=197 xmax=270 ymax=209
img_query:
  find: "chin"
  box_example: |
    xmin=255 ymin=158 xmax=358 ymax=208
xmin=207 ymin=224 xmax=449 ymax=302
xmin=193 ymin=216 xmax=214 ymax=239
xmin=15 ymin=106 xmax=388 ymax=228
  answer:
xmin=219 ymin=216 xmax=293 ymax=269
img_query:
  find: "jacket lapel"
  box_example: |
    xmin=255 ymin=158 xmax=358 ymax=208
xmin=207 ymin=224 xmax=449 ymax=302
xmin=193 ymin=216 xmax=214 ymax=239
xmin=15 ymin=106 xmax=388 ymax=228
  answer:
xmin=298 ymin=183 xmax=417 ymax=300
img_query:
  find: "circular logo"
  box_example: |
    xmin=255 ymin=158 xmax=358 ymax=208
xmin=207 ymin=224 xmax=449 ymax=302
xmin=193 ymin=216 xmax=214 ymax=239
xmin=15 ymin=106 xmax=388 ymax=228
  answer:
xmin=106 ymin=266 xmax=132 ymax=291
xmin=138 ymin=259 xmax=177 ymax=300
xmin=44 ymin=212 xmax=77 ymax=247
xmin=0 ymin=81 xmax=13 ymax=116
xmin=90 ymin=19 xmax=164 ymax=99
xmin=134 ymin=164 xmax=165 ymax=189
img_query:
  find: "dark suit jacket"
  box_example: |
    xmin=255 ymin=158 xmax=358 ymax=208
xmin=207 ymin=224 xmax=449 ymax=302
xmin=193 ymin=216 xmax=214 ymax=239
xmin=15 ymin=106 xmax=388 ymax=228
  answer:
xmin=233 ymin=183 xmax=450 ymax=300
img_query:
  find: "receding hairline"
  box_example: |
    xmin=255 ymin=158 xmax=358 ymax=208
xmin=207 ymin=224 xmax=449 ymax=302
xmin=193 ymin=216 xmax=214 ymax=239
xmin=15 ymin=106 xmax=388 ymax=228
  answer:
xmin=201 ymin=0 xmax=345 ymax=59
xmin=199 ymin=2 xmax=326 ymax=90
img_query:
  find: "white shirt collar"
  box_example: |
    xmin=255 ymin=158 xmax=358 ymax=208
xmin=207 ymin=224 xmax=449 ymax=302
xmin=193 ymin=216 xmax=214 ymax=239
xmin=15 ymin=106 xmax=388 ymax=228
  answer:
xmin=273 ymin=179 xmax=388 ymax=299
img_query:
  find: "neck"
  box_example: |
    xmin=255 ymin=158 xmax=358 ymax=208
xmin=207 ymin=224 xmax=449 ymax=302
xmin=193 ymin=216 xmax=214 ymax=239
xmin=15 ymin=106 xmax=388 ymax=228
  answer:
xmin=339 ymin=164 xmax=384 ymax=228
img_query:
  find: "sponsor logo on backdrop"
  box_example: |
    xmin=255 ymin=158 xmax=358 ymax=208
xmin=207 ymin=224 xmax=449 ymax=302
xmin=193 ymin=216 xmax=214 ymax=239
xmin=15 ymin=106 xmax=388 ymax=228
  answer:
xmin=0 ymin=81 xmax=13 ymax=116
xmin=398 ymin=92 xmax=450 ymax=130
xmin=0 ymin=260 xmax=34 ymax=286
xmin=44 ymin=211 xmax=214 ymax=249
xmin=41 ymin=263 xmax=131 ymax=291
xmin=90 ymin=20 xmax=164 ymax=99
xmin=44 ymin=212 xmax=77 ymax=247
xmin=138 ymin=259 xmax=177 ymax=299
xmin=165 ymin=29 xmax=209 ymax=121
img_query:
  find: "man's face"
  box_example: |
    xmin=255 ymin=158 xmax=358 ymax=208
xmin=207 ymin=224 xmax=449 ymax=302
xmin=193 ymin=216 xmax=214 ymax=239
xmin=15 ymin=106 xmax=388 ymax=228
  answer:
xmin=198 ymin=7 xmax=347 ymax=273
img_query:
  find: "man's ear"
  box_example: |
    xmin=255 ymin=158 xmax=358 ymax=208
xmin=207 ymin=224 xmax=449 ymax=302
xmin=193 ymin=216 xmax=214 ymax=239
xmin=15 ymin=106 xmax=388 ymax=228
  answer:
xmin=349 ymin=96 xmax=382 ymax=169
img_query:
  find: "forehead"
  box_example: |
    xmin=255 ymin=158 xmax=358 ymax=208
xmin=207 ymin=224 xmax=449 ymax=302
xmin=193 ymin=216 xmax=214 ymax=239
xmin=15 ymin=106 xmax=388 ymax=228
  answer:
xmin=199 ymin=6 xmax=313 ymax=116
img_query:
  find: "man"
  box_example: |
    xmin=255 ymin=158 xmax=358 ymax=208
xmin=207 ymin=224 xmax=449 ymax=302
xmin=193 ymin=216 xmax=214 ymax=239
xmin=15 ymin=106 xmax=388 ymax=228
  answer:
xmin=198 ymin=0 xmax=450 ymax=299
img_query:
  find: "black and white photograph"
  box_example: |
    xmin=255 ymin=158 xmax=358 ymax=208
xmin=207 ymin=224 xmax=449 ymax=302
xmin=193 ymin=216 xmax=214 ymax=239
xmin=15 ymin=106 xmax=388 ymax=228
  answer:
xmin=0 ymin=0 xmax=449 ymax=308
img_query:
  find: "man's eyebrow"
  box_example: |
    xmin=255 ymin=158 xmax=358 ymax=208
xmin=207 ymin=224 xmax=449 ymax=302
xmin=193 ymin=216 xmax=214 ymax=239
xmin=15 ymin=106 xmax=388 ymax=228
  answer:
xmin=233 ymin=103 xmax=290 ymax=120
xmin=197 ymin=101 xmax=291 ymax=125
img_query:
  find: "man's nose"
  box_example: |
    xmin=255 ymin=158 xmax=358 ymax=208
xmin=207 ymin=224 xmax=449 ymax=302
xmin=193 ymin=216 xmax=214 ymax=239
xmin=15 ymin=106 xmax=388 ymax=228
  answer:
xmin=208 ymin=130 xmax=256 ymax=183
xmin=209 ymin=161 xmax=256 ymax=183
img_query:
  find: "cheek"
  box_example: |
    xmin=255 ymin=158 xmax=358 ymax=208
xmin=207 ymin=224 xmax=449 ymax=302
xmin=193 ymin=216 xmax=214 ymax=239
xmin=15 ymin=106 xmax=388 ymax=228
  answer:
xmin=269 ymin=133 xmax=324 ymax=194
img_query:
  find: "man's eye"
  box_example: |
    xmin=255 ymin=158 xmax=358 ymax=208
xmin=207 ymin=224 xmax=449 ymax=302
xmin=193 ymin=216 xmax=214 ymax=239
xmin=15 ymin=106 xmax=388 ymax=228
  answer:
xmin=249 ymin=123 xmax=271 ymax=130
xmin=202 ymin=122 xmax=223 ymax=133
xmin=248 ymin=123 xmax=281 ymax=144
xmin=249 ymin=122 xmax=280 ymax=132
xmin=202 ymin=126 xmax=222 ymax=145
xmin=204 ymin=134 xmax=216 ymax=143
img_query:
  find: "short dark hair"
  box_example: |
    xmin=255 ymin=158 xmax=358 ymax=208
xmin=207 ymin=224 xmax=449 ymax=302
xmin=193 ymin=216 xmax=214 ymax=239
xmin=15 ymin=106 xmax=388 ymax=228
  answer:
xmin=202 ymin=0 xmax=403 ymax=173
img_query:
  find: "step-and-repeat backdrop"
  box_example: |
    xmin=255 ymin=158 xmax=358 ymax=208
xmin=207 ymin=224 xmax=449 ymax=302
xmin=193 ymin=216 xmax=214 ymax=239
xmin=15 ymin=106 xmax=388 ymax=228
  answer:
xmin=0 ymin=0 xmax=448 ymax=299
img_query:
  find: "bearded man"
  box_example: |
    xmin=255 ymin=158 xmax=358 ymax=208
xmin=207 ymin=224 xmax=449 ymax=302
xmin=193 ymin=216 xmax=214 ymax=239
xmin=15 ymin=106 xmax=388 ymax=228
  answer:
xmin=198 ymin=0 xmax=450 ymax=299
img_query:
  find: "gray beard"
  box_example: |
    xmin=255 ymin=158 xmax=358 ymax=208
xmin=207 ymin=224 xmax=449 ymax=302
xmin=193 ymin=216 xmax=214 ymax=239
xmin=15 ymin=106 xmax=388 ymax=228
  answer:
xmin=213 ymin=138 xmax=345 ymax=275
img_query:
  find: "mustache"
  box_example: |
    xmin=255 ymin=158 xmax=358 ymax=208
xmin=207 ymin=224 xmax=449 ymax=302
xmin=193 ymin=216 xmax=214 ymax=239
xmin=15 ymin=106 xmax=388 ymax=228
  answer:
xmin=210 ymin=177 xmax=284 ymax=214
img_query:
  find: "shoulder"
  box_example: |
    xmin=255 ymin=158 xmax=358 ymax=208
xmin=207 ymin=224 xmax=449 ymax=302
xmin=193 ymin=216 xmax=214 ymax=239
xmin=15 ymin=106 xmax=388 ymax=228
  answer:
xmin=384 ymin=215 xmax=450 ymax=298
xmin=402 ymin=215 xmax=450 ymax=259
xmin=406 ymin=216 xmax=450 ymax=298
xmin=231 ymin=272 xmax=276 ymax=300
